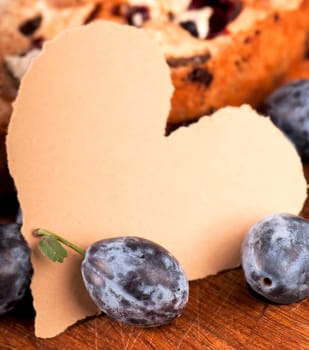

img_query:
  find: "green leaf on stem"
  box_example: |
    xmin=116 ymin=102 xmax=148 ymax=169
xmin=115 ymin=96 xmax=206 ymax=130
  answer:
xmin=38 ymin=235 xmax=68 ymax=263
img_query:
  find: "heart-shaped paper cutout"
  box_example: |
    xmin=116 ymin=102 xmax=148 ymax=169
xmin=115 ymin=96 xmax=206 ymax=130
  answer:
xmin=7 ymin=21 xmax=306 ymax=338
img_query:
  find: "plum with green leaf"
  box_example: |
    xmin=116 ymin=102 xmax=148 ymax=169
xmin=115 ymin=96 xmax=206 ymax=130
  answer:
xmin=34 ymin=229 xmax=189 ymax=327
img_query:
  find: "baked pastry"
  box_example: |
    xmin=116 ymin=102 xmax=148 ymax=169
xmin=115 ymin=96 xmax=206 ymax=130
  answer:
xmin=1 ymin=0 xmax=309 ymax=126
xmin=92 ymin=0 xmax=309 ymax=126
xmin=285 ymin=59 xmax=309 ymax=82
xmin=2 ymin=1 xmax=309 ymax=125
xmin=0 ymin=0 xmax=308 ymax=198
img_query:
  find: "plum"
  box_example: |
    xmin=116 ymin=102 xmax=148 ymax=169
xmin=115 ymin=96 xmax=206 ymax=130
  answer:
xmin=0 ymin=223 xmax=32 ymax=315
xmin=81 ymin=237 xmax=189 ymax=327
xmin=35 ymin=230 xmax=189 ymax=327
xmin=241 ymin=213 xmax=309 ymax=304
xmin=262 ymin=79 xmax=309 ymax=160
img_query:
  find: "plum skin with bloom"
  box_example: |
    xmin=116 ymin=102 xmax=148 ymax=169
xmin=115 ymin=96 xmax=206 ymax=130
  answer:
xmin=0 ymin=223 xmax=32 ymax=315
xmin=241 ymin=213 xmax=309 ymax=304
xmin=81 ymin=236 xmax=189 ymax=327
xmin=262 ymin=79 xmax=309 ymax=160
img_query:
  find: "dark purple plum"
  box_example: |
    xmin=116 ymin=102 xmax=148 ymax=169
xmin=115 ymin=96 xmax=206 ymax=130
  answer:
xmin=0 ymin=223 xmax=32 ymax=315
xmin=241 ymin=213 xmax=309 ymax=304
xmin=262 ymin=79 xmax=309 ymax=160
xmin=81 ymin=236 xmax=188 ymax=327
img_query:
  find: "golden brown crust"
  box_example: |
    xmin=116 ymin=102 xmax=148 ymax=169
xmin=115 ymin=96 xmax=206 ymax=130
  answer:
xmin=285 ymin=59 xmax=309 ymax=81
xmin=0 ymin=61 xmax=17 ymax=135
xmin=92 ymin=0 xmax=309 ymax=124
xmin=0 ymin=0 xmax=96 ymax=57
xmin=167 ymin=0 xmax=309 ymax=124
xmin=45 ymin=0 xmax=96 ymax=7
xmin=1 ymin=0 xmax=308 ymax=125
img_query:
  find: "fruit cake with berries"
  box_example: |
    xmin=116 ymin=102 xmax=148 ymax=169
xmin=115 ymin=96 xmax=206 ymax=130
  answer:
xmin=92 ymin=0 xmax=309 ymax=126
xmin=0 ymin=0 xmax=308 ymax=195
xmin=1 ymin=1 xmax=309 ymax=126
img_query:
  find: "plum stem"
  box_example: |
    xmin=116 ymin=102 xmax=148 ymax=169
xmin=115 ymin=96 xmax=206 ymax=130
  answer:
xmin=34 ymin=228 xmax=86 ymax=257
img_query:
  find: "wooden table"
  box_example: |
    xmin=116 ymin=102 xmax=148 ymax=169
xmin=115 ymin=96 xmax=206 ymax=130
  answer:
xmin=1 ymin=167 xmax=308 ymax=350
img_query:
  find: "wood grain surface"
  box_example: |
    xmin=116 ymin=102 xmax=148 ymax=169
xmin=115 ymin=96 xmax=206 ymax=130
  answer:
xmin=0 ymin=166 xmax=309 ymax=350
